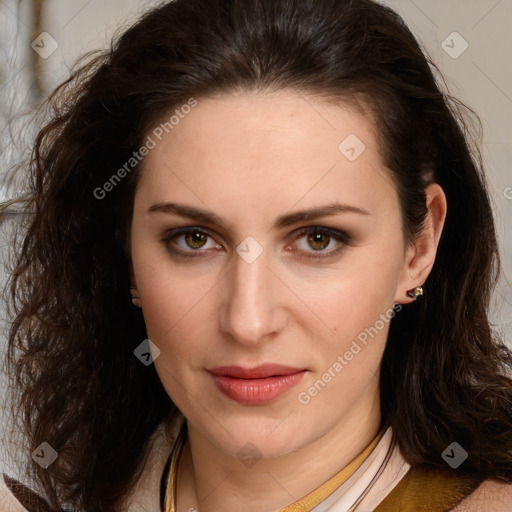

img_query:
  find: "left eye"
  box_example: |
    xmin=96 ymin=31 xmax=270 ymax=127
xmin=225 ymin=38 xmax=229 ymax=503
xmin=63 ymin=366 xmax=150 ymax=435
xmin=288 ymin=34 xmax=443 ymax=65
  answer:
xmin=291 ymin=227 xmax=349 ymax=258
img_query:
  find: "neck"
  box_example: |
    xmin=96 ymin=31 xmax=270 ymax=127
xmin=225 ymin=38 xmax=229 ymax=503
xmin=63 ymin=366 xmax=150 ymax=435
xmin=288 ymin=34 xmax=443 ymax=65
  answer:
xmin=175 ymin=393 xmax=381 ymax=512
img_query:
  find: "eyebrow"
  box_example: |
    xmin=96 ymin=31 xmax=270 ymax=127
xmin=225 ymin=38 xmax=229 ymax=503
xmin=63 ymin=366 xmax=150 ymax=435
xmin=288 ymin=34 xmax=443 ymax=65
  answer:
xmin=147 ymin=201 xmax=371 ymax=229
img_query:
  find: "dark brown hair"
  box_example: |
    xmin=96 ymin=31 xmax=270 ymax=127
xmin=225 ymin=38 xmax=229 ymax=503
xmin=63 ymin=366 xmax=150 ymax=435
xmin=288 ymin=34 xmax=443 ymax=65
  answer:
xmin=5 ymin=0 xmax=512 ymax=510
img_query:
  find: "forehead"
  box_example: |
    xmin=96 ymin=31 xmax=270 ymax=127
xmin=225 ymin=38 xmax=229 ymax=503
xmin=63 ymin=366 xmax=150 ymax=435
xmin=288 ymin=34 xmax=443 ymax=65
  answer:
xmin=135 ymin=90 xmax=397 ymax=223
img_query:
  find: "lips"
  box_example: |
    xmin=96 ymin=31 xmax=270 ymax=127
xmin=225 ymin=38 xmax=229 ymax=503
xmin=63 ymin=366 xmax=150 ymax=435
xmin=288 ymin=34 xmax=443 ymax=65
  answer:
xmin=207 ymin=364 xmax=306 ymax=404
xmin=208 ymin=364 xmax=304 ymax=379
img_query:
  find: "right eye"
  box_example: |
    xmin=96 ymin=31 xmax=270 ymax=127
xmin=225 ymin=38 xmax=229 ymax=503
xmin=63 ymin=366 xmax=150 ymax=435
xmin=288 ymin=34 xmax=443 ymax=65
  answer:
xmin=162 ymin=227 xmax=223 ymax=258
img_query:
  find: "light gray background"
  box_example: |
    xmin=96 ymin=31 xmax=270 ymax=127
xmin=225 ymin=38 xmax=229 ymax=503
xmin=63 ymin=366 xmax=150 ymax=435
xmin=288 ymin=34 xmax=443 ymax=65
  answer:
xmin=1 ymin=0 xmax=511 ymax=476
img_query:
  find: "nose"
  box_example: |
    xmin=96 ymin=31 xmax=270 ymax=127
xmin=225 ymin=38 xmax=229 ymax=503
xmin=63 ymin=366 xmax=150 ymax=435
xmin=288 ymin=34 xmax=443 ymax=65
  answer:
xmin=219 ymin=247 xmax=287 ymax=346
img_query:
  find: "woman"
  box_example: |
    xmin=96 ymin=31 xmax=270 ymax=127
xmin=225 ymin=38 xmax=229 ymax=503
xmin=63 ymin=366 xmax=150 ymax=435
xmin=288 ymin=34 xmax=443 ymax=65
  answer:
xmin=2 ymin=0 xmax=512 ymax=510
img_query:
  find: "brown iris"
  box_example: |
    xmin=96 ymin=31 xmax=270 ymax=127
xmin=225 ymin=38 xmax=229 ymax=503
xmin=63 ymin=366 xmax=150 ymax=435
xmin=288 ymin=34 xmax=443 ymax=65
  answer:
xmin=185 ymin=231 xmax=208 ymax=249
xmin=307 ymin=232 xmax=330 ymax=251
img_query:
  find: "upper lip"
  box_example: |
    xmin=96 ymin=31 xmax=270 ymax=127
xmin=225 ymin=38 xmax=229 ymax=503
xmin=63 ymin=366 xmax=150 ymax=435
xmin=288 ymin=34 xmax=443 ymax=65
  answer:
xmin=208 ymin=364 xmax=305 ymax=379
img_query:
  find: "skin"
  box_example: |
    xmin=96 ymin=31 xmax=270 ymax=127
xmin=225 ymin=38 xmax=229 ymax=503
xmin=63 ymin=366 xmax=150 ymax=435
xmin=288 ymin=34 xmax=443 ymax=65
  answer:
xmin=129 ymin=89 xmax=447 ymax=512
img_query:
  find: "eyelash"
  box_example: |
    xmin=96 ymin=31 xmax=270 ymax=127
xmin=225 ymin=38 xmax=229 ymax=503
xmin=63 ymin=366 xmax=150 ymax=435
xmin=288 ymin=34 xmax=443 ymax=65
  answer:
xmin=161 ymin=226 xmax=350 ymax=261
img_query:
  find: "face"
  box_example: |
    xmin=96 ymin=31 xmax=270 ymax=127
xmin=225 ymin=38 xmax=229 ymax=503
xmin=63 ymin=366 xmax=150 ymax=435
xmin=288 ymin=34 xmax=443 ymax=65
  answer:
xmin=130 ymin=90 xmax=414 ymax=459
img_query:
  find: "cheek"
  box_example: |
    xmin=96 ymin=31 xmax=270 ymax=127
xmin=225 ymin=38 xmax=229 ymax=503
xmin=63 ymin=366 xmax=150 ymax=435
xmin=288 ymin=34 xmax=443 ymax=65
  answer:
xmin=291 ymin=249 xmax=404 ymax=402
xmin=139 ymin=273 xmax=208 ymax=330
xmin=300 ymin=283 xmax=391 ymax=384
xmin=296 ymin=247 xmax=403 ymax=341
xmin=137 ymin=268 xmax=216 ymax=347
xmin=131 ymin=248 xmax=223 ymax=379
xmin=295 ymin=272 xmax=396 ymax=413
xmin=133 ymin=263 xmax=220 ymax=406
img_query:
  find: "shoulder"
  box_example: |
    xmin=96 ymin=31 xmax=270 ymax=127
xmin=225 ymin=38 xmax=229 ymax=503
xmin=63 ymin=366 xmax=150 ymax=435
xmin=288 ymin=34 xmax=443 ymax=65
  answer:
xmin=453 ymin=479 xmax=512 ymax=512
xmin=116 ymin=414 xmax=180 ymax=511
xmin=0 ymin=473 xmax=48 ymax=512
xmin=374 ymin=460 xmax=512 ymax=512
xmin=0 ymin=415 xmax=182 ymax=512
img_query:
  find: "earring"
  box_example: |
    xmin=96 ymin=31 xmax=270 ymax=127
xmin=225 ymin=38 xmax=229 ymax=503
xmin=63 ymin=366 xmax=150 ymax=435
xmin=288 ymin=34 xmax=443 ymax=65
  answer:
xmin=407 ymin=286 xmax=424 ymax=299
xmin=130 ymin=287 xmax=142 ymax=308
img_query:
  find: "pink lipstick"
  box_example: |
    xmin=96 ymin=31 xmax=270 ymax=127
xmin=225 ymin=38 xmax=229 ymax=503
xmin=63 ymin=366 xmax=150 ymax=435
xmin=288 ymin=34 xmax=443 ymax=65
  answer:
xmin=208 ymin=364 xmax=306 ymax=404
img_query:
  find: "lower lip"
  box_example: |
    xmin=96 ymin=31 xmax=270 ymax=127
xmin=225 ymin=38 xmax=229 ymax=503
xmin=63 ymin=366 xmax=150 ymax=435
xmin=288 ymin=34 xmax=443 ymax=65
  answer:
xmin=210 ymin=371 xmax=306 ymax=405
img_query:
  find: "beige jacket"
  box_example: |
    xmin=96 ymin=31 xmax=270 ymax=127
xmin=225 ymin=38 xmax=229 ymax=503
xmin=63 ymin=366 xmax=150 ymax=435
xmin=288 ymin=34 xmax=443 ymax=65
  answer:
xmin=0 ymin=419 xmax=175 ymax=512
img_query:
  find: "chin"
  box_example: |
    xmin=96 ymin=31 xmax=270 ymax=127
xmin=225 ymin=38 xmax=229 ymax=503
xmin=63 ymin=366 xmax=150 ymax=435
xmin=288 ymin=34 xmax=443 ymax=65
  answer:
xmin=203 ymin=414 xmax=310 ymax=458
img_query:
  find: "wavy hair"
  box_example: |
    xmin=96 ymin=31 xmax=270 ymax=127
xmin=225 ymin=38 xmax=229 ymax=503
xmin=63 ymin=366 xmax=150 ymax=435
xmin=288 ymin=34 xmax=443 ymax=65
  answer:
xmin=5 ymin=0 xmax=512 ymax=510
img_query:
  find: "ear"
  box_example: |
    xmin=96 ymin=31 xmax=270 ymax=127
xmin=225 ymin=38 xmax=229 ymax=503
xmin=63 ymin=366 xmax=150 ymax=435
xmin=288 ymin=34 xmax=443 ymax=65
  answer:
xmin=129 ymin=262 xmax=137 ymax=289
xmin=129 ymin=262 xmax=142 ymax=308
xmin=395 ymin=183 xmax=447 ymax=304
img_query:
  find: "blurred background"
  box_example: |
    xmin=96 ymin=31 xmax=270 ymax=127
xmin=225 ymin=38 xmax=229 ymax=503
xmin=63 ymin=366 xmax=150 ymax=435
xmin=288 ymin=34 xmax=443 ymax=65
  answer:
xmin=0 ymin=0 xmax=511 ymax=478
